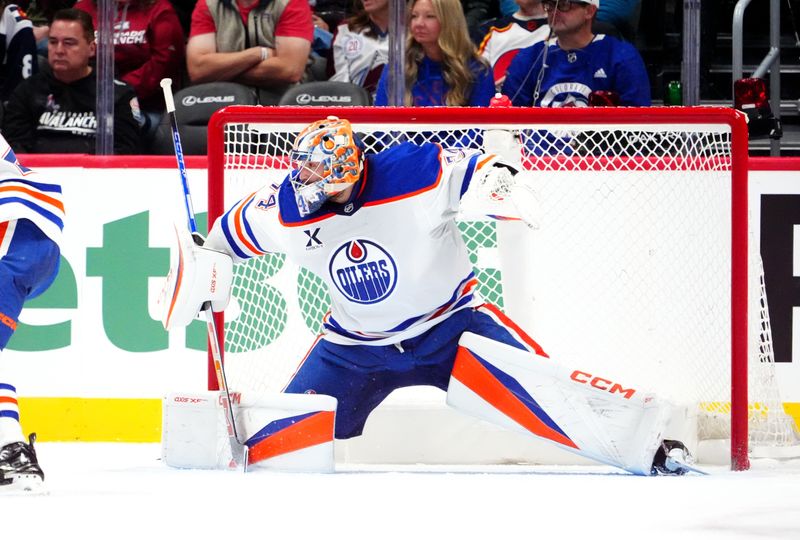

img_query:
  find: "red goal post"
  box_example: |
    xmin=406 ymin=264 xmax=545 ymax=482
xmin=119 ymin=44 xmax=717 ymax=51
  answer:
xmin=206 ymin=106 xmax=769 ymax=470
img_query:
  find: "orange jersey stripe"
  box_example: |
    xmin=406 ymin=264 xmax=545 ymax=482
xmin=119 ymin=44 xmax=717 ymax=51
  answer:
xmin=476 ymin=154 xmax=497 ymax=170
xmin=233 ymin=193 xmax=266 ymax=255
xmin=0 ymin=185 xmax=65 ymax=212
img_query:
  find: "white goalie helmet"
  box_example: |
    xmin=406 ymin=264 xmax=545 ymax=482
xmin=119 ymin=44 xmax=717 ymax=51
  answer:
xmin=289 ymin=116 xmax=363 ymax=216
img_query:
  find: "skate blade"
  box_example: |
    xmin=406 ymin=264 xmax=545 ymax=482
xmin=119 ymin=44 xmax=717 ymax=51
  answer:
xmin=0 ymin=474 xmax=48 ymax=495
xmin=665 ymin=456 xmax=709 ymax=476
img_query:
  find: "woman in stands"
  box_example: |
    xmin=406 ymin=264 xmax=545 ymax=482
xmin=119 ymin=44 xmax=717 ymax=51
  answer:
xmin=74 ymin=0 xmax=185 ymax=128
xmin=373 ymin=0 xmax=494 ymax=107
xmin=329 ymin=0 xmax=388 ymax=101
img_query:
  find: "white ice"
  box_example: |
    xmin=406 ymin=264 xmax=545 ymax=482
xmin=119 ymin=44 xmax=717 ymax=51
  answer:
xmin=2 ymin=443 xmax=800 ymax=539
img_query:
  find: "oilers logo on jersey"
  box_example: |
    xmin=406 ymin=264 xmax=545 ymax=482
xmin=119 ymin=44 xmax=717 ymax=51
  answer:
xmin=328 ymin=239 xmax=397 ymax=304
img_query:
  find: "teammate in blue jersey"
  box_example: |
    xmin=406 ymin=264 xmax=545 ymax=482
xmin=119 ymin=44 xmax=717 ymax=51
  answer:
xmin=0 ymin=133 xmax=64 ymax=492
xmin=169 ymin=116 xmax=694 ymax=475
xmin=501 ymin=0 xmax=650 ymax=107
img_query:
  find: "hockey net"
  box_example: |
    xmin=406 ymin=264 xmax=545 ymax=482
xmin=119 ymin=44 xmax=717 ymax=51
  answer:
xmin=206 ymin=106 xmax=798 ymax=470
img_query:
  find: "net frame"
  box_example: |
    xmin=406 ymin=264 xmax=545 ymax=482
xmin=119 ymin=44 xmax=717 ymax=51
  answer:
xmin=207 ymin=106 xmax=751 ymax=470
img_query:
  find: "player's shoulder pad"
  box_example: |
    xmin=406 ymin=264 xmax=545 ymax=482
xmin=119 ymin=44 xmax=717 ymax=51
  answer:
xmin=361 ymin=142 xmax=443 ymax=201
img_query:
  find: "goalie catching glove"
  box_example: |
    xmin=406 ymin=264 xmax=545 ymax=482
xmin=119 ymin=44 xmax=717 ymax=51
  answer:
xmin=462 ymin=158 xmax=541 ymax=229
xmin=158 ymin=225 xmax=233 ymax=330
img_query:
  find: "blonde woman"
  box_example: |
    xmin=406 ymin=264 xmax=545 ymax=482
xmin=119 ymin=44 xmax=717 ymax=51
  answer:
xmin=374 ymin=0 xmax=494 ymax=106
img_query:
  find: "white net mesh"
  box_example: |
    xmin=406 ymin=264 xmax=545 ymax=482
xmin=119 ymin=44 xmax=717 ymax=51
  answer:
xmin=208 ymin=108 xmax=798 ymax=458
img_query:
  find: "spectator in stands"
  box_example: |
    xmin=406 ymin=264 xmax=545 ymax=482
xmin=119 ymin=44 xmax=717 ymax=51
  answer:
xmin=329 ymin=0 xmax=388 ymax=99
xmin=502 ymin=0 xmax=650 ymax=107
xmin=374 ymin=0 xmax=494 ymax=107
xmin=185 ymin=0 xmax=315 ymax=103
xmin=0 ymin=1 xmax=38 ymax=101
xmin=74 ymin=0 xmax=186 ymax=129
xmin=2 ymin=8 xmax=142 ymax=153
xmin=475 ymin=0 xmax=549 ymax=90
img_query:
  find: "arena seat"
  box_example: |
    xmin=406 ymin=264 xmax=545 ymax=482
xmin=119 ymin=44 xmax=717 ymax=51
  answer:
xmin=278 ymin=81 xmax=371 ymax=107
xmin=150 ymin=82 xmax=258 ymax=155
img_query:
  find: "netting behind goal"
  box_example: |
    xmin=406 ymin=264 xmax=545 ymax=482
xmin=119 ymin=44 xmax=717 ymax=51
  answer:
xmin=206 ymin=106 xmax=798 ymax=470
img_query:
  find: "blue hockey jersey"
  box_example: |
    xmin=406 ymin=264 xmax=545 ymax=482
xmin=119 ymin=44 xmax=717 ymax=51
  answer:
xmin=502 ymin=33 xmax=651 ymax=107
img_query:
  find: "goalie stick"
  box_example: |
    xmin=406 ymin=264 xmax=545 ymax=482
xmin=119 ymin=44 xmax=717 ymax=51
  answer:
xmin=160 ymin=78 xmax=248 ymax=471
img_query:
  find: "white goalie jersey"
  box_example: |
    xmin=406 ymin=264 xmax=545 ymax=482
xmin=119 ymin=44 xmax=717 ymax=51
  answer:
xmin=206 ymin=142 xmax=508 ymax=346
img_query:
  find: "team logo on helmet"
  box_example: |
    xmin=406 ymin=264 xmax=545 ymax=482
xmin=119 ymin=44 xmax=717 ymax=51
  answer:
xmin=328 ymin=239 xmax=397 ymax=304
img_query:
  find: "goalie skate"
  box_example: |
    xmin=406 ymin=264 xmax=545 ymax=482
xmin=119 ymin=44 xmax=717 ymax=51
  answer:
xmin=651 ymin=439 xmax=708 ymax=476
xmin=0 ymin=434 xmax=46 ymax=493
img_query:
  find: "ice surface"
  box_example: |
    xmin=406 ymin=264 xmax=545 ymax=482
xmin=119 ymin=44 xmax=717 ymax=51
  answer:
xmin=2 ymin=443 xmax=800 ymax=539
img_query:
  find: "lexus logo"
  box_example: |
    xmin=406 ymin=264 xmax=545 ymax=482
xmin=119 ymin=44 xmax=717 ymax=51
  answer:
xmin=294 ymin=94 xmax=353 ymax=105
xmin=181 ymin=95 xmax=236 ymax=106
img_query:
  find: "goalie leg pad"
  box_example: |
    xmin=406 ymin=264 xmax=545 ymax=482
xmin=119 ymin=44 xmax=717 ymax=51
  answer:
xmin=446 ymin=332 xmax=672 ymax=475
xmin=162 ymin=391 xmax=337 ymax=472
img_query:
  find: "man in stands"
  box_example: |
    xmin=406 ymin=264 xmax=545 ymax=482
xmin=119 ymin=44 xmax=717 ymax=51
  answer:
xmin=501 ymin=0 xmax=650 ymax=107
xmin=2 ymin=8 xmax=142 ymax=154
xmin=73 ymin=0 xmax=186 ymax=133
xmin=186 ymin=0 xmax=315 ymax=104
xmin=474 ymin=0 xmax=550 ymax=90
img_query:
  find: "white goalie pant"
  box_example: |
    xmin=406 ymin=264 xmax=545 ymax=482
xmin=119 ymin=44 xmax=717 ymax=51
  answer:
xmin=446 ymin=332 xmax=672 ymax=475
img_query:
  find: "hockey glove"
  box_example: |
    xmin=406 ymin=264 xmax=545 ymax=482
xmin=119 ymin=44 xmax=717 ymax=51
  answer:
xmin=158 ymin=225 xmax=233 ymax=329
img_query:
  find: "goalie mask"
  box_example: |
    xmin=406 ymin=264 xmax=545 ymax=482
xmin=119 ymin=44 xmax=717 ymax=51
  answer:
xmin=289 ymin=116 xmax=363 ymax=216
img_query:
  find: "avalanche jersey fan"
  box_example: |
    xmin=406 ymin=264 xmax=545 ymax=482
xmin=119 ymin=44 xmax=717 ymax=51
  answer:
xmin=161 ymin=116 xmax=695 ymax=475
